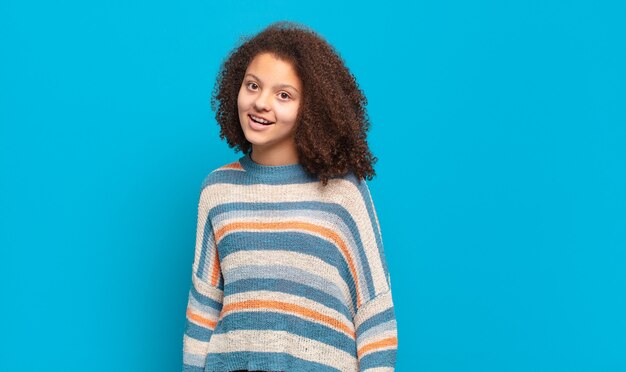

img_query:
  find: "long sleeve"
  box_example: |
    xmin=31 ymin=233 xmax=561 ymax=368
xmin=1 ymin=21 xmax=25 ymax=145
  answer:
xmin=182 ymin=184 xmax=224 ymax=371
xmin=354 ymin=290 xmax=397 ymax=371
xmin=347 ymin=179 xmax=398 ymax=371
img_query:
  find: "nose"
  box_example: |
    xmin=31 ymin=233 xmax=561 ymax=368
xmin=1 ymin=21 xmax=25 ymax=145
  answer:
xmin=253 ymin=91 xmax=272 ymax=111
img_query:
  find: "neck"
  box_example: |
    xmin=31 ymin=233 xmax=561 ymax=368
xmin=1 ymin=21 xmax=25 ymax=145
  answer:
xmin=239 ymin=152 xmax=313 ymax=184
xmin=250 ymin=145 xmax=299 ymax=166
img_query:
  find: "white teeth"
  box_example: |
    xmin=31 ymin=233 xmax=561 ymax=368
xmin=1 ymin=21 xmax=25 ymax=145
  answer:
xmin=250 ymin=114 xmax=272 ymax=124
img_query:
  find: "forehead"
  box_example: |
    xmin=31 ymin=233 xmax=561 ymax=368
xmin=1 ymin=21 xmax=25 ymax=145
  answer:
xmin=245 ymin=52 xmax=302 ymax=87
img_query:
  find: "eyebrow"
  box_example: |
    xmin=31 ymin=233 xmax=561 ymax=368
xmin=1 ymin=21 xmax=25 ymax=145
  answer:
xmin=244 ymin=73 xmax=300 ymax=93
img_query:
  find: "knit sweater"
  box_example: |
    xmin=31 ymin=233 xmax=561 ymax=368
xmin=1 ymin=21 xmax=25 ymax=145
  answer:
xmin=182 ymin=153 xmax=398 ymax=372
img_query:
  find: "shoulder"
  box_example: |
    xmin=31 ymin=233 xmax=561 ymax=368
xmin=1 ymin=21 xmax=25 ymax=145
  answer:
xmin=199 ymin=157 xmax=246 ymax=191
xmin=331 ymin=171 xmax=375 ymax=204
xmin=319 ymin=172 xmax=379 ymax=227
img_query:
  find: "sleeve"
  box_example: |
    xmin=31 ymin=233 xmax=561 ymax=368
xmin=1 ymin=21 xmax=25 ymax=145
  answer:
xmin=348 ymin=179 xmax=398 ymax=371
xmin=182 ymin=184 xmax=224 ymax=371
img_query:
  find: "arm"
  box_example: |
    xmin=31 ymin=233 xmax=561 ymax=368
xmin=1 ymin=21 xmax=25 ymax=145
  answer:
xmin=347 ymin=179 xmax=398 ymax=371
xmin=182 ymin=185 xmax=224 ymax=371
xmin=354 ymin=290 xmax=398 ymax=371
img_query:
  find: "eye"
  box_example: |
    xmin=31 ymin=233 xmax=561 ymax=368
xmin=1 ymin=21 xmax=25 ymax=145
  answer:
xmin=246 ymin=81 xmax=258 ymax=90
xmin=278 ymin=92 xmax=292 ymax=101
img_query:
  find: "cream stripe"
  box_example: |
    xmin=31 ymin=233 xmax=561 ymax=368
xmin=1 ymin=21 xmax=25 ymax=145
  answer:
xmin=204 ymin=178 xmax=386 ymax=293
xmin=336 ymin=181 xmax=388 ymax=294
xmin=327 ymin=212 xmax=373 ymax=302
xmin=188 ymin=290 xmax=221 ymax=317
xmin=364 ymin=182 xmax=383 ymax=243
xmin=360 ymin=344 xmax=397 ymax=358
xmin=354 ymin=291 xmax=394 ymax=329
xmin=214 ymin=210 xmax=370 ymax=302
xmin=203 ymin=178 xmax=346 ymax=207
xmin=358 ymin=329 xmax=397 ymax=349
xmin=359 ymin=320 xmax=397 ymax=340
xmin=192 ymin=274 xmax=224 ymax=301
xmin=222 ymin=250 xmax=355 ymax=314
xmin=193 ymin=190 xmax=215 ymax=281
xmin=183 ymin=334 xmax=209 ymax=354
xmin=222 ymin=290 xmax=354 ymax=335
xmin=202 ymin=170 xmax=388 ymax=295
xmin=206 ymin=329 xmax=358 ymax=372
xmin=182 ymin=353 xmax=204 ymax=368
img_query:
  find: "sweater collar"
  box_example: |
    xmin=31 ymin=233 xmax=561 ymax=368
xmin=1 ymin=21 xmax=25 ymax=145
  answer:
xmin=238 ymin=153 xmax=314 ymax=183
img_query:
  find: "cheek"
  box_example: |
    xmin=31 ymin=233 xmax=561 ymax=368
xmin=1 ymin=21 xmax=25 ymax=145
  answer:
xmin=237 ymin=87 xmax=249 ymax=110
xmin=276 ymin=103 xmax=300 ymax=122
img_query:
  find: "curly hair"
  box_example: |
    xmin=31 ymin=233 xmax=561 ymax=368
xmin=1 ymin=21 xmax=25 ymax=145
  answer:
xmin=210 ymin=21 xmax=377 ymax=186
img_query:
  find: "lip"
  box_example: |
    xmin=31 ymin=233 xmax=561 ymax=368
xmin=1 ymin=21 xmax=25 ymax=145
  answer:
xmin=248 ymin=113 xmax=275 ymax=124
xmin=248 ymin=114 xmax=274 ymax=131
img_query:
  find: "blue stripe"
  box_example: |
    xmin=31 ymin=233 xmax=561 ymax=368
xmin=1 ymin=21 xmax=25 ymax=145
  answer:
xmin=360 ymin=319 xmax=397 ymax=340
xmin=357 ymin=307 xmax=396 ymax=335
xmin=182 ymin=363 xmax=204 ymax=372
xmin=204 ymin=168 xmax=319 ymax=186
xmin=218 ymin=231 xmax=359 ymax=310
xmin=196 ymin=219 xmax=215 ymax=283
xmin=205 ymin=351 xmax=341 ymax=372
xmin=190 ymin=282 xmax=223 ymax=309
xmin=337 ymin=173 xmax=389 ymax=294
xmin=189 ymin=290 xmax=221 ymax=317
xmin=355 ymin=179 xmax=389 ymax=287
xmin=216 ymin=311 xmax=356 ymax=355
xmin=182 ymin=353 xmax=205 ymax=369
xmin=228 ymin=265 xmax=346 ymax=306
xmin=213 ymin=206 xmax=371 ymax=299
xmin=210 ymin=200 xmax=377 ymax=301
xmin=227 ymin=278 xmax=352 ymax=320
xmin=359 ymin=349 xmax=397 ymax=368
xmin=184 ymin=320 xmax=214 ymax=342
xmin=203 ymin=164 xmax=381 ymax=288
xmin=332 ymin=202 xmax=378 ymax=299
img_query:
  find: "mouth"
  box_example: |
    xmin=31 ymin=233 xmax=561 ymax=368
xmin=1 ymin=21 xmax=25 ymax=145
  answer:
xmin=249 ymin=114 xmax=275 ymax=125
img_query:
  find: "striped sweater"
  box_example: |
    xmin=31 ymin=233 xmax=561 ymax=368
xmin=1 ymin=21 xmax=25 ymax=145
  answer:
xmin=182 ymin=153 xmax=398 ymax=372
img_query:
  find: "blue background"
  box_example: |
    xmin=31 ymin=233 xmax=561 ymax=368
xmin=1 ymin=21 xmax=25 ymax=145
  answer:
xmin=1 ymin=1 xmax=625 ymax=371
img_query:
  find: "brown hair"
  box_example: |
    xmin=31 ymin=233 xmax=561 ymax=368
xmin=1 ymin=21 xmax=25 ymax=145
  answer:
xmin=211 ymin=21 xmax=377 ymax=186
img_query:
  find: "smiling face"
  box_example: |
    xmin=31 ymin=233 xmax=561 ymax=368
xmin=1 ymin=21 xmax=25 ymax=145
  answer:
xmin=237 ymin=52 xmax=303 ymax=165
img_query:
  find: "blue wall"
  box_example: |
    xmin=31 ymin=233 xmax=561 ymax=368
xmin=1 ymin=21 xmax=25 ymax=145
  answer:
xmin=1 ymin=1 xmax=624 ymax=371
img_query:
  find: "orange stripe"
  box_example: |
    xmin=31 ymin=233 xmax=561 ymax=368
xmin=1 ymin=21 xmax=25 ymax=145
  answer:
xmin=357 ymin=337 xmax=398 ymax=356
xmin=186 ymin=308 xmax=217 ymax=329
xmin=220 ymin=162 xmax=244 ymax=171
xmin=209 ymin=247 xmax=221 ymax=286
xmin=222 ymin=299 xmax=355 ymax=339
xmin=215 ymin=221 xmax=362 ymax=306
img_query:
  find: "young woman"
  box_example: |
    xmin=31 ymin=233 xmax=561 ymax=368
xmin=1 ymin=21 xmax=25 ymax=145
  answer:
xmin=182 ymin=21 xmax=398 ymax=372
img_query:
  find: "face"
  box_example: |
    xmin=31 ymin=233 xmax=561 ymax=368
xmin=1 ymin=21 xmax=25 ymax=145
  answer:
xmin=238 ymin=52 xmax=302 ymax=157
